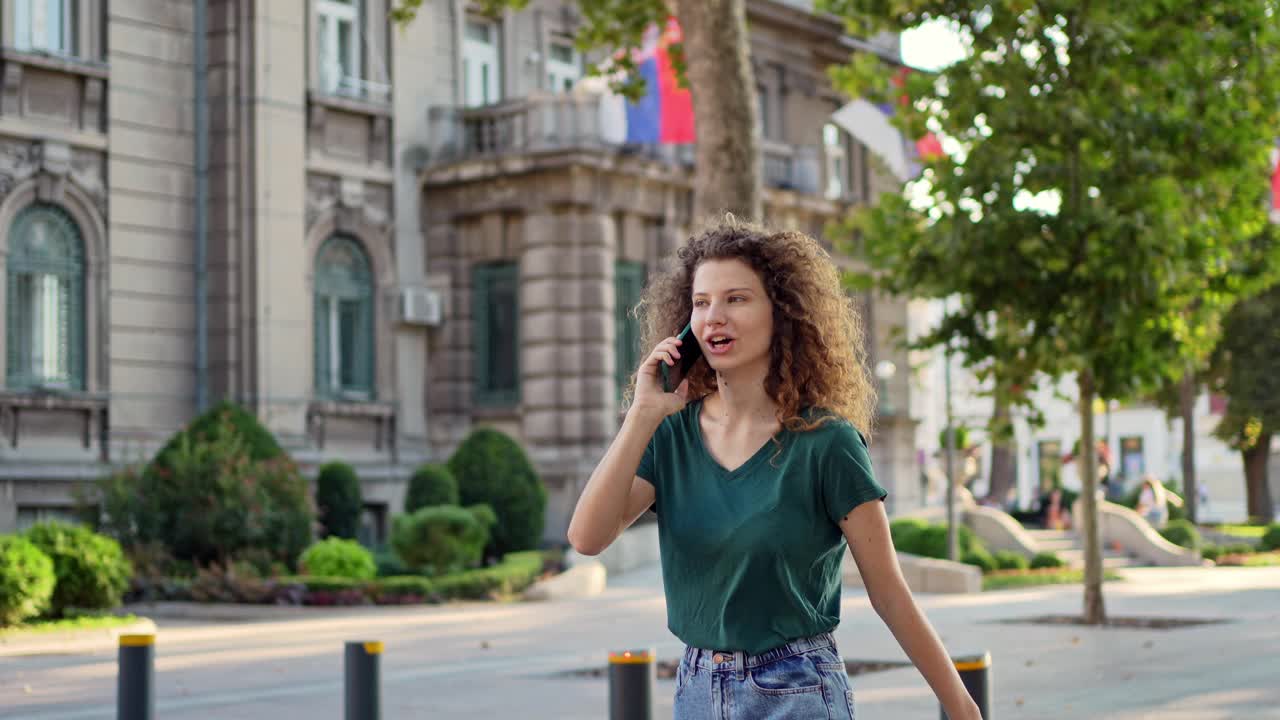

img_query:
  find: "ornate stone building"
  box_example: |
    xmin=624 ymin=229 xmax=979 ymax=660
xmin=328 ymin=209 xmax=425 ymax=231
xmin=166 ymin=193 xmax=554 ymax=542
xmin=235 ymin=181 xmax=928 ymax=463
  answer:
xmin=0 ymin=0 xmax=919 ymax=540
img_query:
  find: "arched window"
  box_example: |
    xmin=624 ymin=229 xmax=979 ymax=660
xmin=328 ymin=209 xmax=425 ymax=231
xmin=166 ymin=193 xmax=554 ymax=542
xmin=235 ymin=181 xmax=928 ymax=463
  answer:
xmin=314 ymin=234 xmax=374 ymax=399
xmin=6 ymin=203 xmax=85 ymax=390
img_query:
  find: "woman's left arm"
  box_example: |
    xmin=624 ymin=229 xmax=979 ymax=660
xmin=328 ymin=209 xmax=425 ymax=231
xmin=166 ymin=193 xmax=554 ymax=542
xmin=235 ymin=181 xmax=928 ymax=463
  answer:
xmin=840 ymin=500 xmax=982 ymax=720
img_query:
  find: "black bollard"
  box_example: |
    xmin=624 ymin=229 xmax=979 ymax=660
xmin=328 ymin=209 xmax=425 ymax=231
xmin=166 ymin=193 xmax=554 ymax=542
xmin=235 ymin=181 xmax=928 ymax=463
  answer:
xmin=117 ymin=633 xmax=155 ymax=720
xmin=943 ymin=651 xmax=991 ymax=719
xmin=608 ymin=649 xmax=655 ymax=720
xmin=345 ymin=640 xmax=383 ymax=720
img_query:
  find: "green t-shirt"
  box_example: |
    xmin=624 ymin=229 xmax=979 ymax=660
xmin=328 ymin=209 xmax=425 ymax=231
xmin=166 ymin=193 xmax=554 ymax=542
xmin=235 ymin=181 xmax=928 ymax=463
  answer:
xmin=636 ymin=400 xmax=887 ymax=655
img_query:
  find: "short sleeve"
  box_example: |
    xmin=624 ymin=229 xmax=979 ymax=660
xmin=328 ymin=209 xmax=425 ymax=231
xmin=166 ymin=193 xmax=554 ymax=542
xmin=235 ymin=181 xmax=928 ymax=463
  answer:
xmin=821 ymin=422 xmax=888 ymax=525
xmin=636 ymin=428 xmax=659 ymax=514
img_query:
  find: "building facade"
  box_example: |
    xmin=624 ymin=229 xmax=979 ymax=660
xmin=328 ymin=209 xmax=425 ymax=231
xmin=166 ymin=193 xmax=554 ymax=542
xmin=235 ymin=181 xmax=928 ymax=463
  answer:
xmin=0 ymin=0 xmax=920 ymax=539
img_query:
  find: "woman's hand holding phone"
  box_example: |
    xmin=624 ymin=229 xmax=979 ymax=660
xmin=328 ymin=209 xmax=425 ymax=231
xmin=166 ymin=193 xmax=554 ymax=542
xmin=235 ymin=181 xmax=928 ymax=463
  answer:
xmin=631 ymin=335 xmax=688 ymax=421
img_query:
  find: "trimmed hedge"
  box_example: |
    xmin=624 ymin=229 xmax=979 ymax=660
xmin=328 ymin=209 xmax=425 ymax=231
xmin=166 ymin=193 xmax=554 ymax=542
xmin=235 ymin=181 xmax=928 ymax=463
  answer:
xmin=0 ymin=535 xmax=56 ymax=625
xmin=391 ymin=504 xmax=496 ymax=576
xmin=1261 ymin=523 xmax=1280 ymax=552
xmin=24 ymin=522 xmax=131 ymax=617
xmin=992 ymin=550 xmax=1030 ymax=571
xmin=961 ymin=548 xmax=997 ymax=574
xmin=889 ymin=518 xmax=930 ymax=550
xmin=405 ymin=464 xmax=459 ymax=513
xmin=1158 ymin=519 xmax=1201 ymax=550
xmin=1029 ymin=552 xmax=1066 ymax=569
xmin=299 ymin=538 xmax=376 ymax=580
xmin=315 ymin=462 xmax=362 ymax=539
xmin=278 ymin=550 xmax=545 ymax=605
xmin=896 ymin=524 xmax=983 ymax=560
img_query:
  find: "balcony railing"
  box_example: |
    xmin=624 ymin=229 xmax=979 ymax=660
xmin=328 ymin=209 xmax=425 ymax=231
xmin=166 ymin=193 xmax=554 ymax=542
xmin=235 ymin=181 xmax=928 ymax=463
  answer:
xmin=426 ymin=92 xmax=822 ymax=196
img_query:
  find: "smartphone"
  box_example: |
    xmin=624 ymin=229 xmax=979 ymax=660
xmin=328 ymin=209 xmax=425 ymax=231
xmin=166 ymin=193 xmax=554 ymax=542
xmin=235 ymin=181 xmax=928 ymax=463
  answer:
xmin=660 ymin=322 xmax=704 ymax=393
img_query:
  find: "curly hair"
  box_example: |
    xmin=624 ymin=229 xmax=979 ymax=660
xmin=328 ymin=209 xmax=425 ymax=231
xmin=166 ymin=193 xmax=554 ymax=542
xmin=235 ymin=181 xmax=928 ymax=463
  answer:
xmin=627 ymin=219 xmax=877 ymax=438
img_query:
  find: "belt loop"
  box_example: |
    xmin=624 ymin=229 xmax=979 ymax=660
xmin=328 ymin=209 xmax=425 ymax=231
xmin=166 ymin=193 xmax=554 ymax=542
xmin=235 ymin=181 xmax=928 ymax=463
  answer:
xmin=735 ymin=650 xmax=746 ymax=681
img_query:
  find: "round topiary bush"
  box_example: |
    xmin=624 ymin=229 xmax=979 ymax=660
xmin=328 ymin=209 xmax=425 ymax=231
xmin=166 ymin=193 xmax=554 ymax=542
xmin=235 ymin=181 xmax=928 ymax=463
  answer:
xmin=992 ymin=550 xmax=1030 ymax=571
xmin=24 ymin=522 xmax=131 ymax=617
xmin=889 ymin=518 xmax=930 ymax=551
xmin=448 ymin=428 xmax=547 ymax=557
xmin=1029 ymin=552 xmax=1065 ymax=569
xmin=315 ymin=462 xmax=362 ymax=539
xmin=391 ymin=504 xmax=496 ymax=576
xmin=1158 ymin=519 xmax=1201 ymax=550
xmin=961 ymin=548 xmax=997 ymax=573
xmin=1201 ymin=544 xmax=1222 ymax=562
xmin=299 ymin=538 xmax=376 ymax=580
xmin=1261 ymin=523 xmax=1280 ymax=552
xmin=405 ymin=463 xmax=459 ymax=513
xmin=0 ymin=535 xmax=56 ymax=625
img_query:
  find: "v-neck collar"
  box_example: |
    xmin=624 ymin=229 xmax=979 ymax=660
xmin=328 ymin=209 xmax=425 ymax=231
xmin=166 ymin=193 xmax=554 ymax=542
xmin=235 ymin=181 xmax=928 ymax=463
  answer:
xmin=692 ymin=399 xmax=785 ymax=479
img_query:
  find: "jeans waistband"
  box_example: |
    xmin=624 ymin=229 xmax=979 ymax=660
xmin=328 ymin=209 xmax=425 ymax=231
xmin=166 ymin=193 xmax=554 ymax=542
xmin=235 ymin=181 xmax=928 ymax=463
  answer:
xmin=686 ymin=631 xmax=837 ymax=673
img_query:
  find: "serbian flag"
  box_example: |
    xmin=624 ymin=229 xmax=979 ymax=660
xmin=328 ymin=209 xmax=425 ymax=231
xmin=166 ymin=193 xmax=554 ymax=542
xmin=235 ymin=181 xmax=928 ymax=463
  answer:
xmin=1271 ymin=142 xmax=1280 ymax=223
xmin=829 ymin=67 xmax=942 ymax=182
xmin=623 ymin=19 xmax=695 ymax=144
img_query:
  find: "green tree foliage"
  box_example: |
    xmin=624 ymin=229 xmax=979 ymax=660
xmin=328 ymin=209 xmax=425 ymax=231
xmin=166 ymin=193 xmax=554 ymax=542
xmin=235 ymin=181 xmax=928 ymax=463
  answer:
xmin=448 ymin=428 xmax=548 ymax=557
xmin=405 ymin=463 xmax=460 ymax=513
xmin=94 ymin=406 xmax=314 ymax=568
xmin=315 ymin=462 xmax=363 ymax=539
xmin=827 ymin=0 xmax=1280 ymax=624
xmin=299 ymin=538 xmax=377 ymax=580
xmin=0 ymin=535 xmax=56 ymax=625
xmin=23 ymin=522 xmax=131 ymax=617
xmin=391 ymin=504 xmax=497 ymax=576
xmin=1209 ymin=285 xmax=1280 ymax=522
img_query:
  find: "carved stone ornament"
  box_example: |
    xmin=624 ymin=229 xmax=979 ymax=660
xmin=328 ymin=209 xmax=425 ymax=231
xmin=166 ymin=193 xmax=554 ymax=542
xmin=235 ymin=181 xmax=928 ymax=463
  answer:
xmin=0 ymin=139 xmax=106 ymax=217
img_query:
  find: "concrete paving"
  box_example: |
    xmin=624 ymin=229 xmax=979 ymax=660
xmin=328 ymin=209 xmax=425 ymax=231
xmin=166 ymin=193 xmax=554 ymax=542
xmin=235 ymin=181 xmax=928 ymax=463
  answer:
xmin=3 ymin=563 xmax=1279 ymax=719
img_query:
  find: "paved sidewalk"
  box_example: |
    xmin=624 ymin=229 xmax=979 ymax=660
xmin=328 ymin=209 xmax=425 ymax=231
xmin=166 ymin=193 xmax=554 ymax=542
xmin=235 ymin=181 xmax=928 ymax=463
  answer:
xmin=3 ymin=564 xmax=1279 ymax=719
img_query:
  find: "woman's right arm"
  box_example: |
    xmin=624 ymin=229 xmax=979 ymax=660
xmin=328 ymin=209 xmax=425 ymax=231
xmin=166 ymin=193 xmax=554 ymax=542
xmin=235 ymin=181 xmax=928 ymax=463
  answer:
xmin=567 ymin=336 xmax=687 ymax=556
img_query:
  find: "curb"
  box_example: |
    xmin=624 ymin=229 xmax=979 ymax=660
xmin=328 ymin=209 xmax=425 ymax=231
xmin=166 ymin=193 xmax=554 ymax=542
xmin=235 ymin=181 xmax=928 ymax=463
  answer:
xmin=0 ymin=617 xmax=157 ymax=657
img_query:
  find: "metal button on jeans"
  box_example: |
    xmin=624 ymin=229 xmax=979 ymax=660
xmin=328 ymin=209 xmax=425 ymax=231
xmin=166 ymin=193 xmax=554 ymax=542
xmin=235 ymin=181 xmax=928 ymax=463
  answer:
xmin=713 ymin=653 xmax=726 ymax=664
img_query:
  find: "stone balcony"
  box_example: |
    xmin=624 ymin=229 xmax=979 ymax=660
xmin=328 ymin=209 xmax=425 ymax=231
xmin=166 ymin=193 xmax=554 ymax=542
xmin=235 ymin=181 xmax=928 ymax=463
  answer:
xmin=424 ymin=92 xmax=821 ymax=196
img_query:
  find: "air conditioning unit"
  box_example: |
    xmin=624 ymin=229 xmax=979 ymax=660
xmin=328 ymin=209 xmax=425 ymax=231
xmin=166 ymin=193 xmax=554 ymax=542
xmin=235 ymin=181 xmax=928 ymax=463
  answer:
xmin=399 ymin=286 xmax=443 ymax=326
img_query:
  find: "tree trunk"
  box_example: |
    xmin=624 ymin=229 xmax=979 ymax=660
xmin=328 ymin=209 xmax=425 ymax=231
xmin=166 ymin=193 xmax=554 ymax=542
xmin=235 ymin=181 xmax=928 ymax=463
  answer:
xmin=1180 ymin=370 xmax=1197 ymax=523
xmin=1243 ymin=432 xmax=1275 ymax=523
xmin=673 ymin=0 xmax=761 ymax=221
xmin=986 ymin=393 xmax=1016 ymax=506
xmin=1079 ymin=371 xmax=1106 ymax=625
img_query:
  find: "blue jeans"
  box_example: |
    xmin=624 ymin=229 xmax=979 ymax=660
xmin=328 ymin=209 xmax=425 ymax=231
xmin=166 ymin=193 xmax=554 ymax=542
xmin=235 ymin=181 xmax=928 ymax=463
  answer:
xmin=673 ymin=632 xmax=856 ymax=719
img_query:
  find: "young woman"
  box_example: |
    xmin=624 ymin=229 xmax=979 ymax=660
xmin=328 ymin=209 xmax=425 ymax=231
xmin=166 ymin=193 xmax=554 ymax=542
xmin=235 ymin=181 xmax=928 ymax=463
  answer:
xmin=568 ymin=221 xmax=981 ymax=719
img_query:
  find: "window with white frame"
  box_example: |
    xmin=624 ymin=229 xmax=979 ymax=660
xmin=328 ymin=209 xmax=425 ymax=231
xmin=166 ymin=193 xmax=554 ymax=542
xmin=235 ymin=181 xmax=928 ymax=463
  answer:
xmin=316 ymin=0 xmax=362 ymax=97
xmin=463 ymin=19 xmax=501 ymax=107
xmin=823 ymin=123 xmax=849 ymax=200
xmin=14 ymin=0 xmax=76 ymax=55
xmin=546 ymin=38 xmax=581 ymax=93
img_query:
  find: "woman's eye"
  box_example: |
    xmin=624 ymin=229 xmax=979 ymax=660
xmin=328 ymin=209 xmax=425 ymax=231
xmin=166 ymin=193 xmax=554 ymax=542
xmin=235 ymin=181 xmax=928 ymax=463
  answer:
xmin=729 ymin=296 xmax=745 ymax=303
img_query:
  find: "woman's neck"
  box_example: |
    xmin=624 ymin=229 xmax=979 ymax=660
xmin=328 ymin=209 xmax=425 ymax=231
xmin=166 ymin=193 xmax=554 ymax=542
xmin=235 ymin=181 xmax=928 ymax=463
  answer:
xmin=704 ymin=363 xmax=778 ymax=429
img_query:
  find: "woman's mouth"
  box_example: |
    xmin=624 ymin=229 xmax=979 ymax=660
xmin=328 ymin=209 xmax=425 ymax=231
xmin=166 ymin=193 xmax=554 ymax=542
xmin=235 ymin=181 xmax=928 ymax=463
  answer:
xmin=705 ymin=335 xmax=735 ymax=355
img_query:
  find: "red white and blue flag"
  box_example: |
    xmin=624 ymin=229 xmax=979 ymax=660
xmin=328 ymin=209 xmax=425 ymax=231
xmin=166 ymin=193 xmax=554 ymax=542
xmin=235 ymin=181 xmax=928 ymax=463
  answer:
xmin=1270 ymin=142 xmax=1280 ymax=222
xmin=623 ymin=19 xmax=695 ymax=144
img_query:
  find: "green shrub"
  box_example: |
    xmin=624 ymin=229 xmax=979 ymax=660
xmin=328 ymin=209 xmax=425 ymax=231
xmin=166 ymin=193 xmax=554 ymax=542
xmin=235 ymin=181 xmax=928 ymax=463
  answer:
xmin=315 ymin=462 xmax=362 ymax=539
xmin=961 ymin=548 xmax=997 ymax=573
xmin=1261 ymin=523 xmax=1280 ymax=552
xmin=1030 ymin=552 xmax=1065 ymax=569
xmin=1201 ymin=544 xmax=1222 ymax=562
xmin=430 ymin=550 xmax=544 ymax=600
xmin=0 ymin=535 xmax=56 ymax=625
xmin=299 ymin=538 xmax=376 ymax=580
xmin=405 ymin=464 xmax=459 ymax=513
xmin=448 ymin=428 xmax=547 ymax=557
xmin=889 ymin=518 xmax=929 ymax=550
xmin=373 ymin=548 xmax=409 ymax=577
xmin=896 ymin=524 xmax=983 ymax=560
xmin=391 ymin=504 xmax=495 ymax=575
xmin=1223 ymin=543 xmax=1256 ymax=556
xmin=94 ymin=408 xmax=314 ymax=569
xmin=993 ymin=550 xmax=1030 ymax=571
xmin=24 ymin=522 xmax=131 ymax=617
xmin=1158 ymin=519 xmax=1201 ymax=550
